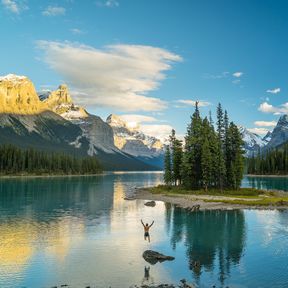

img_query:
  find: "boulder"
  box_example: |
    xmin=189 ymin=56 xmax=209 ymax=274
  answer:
xmin=143 ymin=250 xmax=175 ymax=265
xmin=144 ymin=201 xmax=156 ymax=207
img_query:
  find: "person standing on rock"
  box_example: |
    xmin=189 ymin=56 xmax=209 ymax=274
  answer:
xmin=141 ymin=219 xmax=154 ymax=242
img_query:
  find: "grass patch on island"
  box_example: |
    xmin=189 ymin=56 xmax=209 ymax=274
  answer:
xmin=146 ymin=185 xmax=288 ymax=207
xmin=150 ymin=185 xmax=269 ymax=197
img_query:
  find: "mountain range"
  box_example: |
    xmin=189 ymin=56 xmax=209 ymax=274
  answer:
xmin=239 ymin=115 xmax=288 ymax=156
xmin=0 ymin=74 xmax=287 ymax=170
xmin=0 ymin=74 xmax=164 ymax=170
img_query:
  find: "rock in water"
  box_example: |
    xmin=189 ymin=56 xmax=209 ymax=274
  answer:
xmin=143 ymin=250 xmax=175 ymax=265
xmin=144 ymin=201 xmax=156 ymax=207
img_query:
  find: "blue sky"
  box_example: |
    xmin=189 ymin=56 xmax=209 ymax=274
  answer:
xmin=1 ymin=0 xmax=288 ymax=139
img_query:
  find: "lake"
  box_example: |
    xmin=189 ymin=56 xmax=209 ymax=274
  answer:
xmin=0 ymin=173 xmax=288 ymax=288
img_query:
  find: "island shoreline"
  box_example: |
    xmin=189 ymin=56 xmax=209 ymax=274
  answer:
xmin=132 ymin=187 xmax=288 ymax=211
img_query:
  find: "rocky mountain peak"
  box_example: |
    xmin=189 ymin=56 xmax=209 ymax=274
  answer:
xmin=0 ymin=74 xmax=46 ymax=114
xmin=277 ymin=114 xmax=288 ymax=126
xmin=0 ymin=74 xmax=28 ymax=82
xmin=265 ymin=114 xmax=288 ymax=149
xmin=39 ymin=84 xmax=88 ymax=120
xmin=262 ymin=131 xmax=272 ymax=144
xmin=106 ymin=114 xmax=128 ymax=128
xmin=238 ymin=126 xmax=266 ymax=156
xmin=44 ymin=84 xmax=73 ymax=109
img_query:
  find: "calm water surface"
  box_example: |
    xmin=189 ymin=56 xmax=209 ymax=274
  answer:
xmin=0 ymin=173 xmax=288 ymax=288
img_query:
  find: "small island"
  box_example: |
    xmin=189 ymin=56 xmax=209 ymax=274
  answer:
xmin=134 ymin=103 xmax=288 ymax=210
xmin=134 ymin=186 xmax=288 ymax=210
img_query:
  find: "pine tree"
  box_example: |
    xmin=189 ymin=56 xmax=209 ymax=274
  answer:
xmin=164 ymin=146 xmax=172 ymax=185
xmin=216 ymin=103 xmax=226 ymax=190
xmin=229 ymin=122 xmax=244 ymax=189
xmin=201 ymin=118 xmax=212 ymax=191
xmin=182 ymin=101 xmax=203 ymax=189
xmin=169 ymin=129 xmax=183 ymax=185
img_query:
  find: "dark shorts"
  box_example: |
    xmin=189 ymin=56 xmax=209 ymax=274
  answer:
xmin=144 ymin=232 xmax=149 ymax=237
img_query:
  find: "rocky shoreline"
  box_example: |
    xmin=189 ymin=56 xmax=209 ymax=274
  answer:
xmin=131 ymin=187 xmax=288 ymax=210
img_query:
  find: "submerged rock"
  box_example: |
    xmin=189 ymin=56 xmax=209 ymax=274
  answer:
xmin=131 ymin=279 xmax=195 ymax=288
xmin=143 ymin=250 xmax=175 ymax=265
xmin=144 ymin=201 xmax=156 ymax=207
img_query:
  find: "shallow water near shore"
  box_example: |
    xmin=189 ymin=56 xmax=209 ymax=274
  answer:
xmin=0 ymin=173 xmax=288 ymax=288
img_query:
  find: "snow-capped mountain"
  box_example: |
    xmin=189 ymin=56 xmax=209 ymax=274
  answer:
xmin=240 ymin=115 xmax=288 ymax=156
xmin=239 ymin=126 xmax=267 ymax=156
xmin=262 ymin=131 xmax=272 ymax=144
xmin=264 ymin=115 xmax=288 ymax=150
xmin=0 ymin=74 xmax=157 ymax=171
xmin=107 ymin=114 xmax=165 ymax=167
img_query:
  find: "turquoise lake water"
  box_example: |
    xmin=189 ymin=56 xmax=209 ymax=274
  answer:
xmin=0 ymin=173 xmax=288 ymax=288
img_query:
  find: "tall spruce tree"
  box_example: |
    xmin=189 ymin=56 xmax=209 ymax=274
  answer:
xmin=216 ymin=103 xmax=226 ymax=190
xmin=169 ymin=129 xmax=183 ymax=185
xmin=182 ymin=101 xmax=203 ymax=189
xmin=163 ymin=102 xmax=244 ymax=191
xmin=229 ymin=122 xmax=244 ymax=189
xmin=201 ymin=118 xmax=213 ymax=191
xmin=164 ymin=146 xmax=172 ymax=185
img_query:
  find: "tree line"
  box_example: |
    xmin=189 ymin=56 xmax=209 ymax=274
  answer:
xmin=0 ymin=144 xmax=102 ymax=175
xmin=164 ymin=103 xmax=245 ymax=190
xmin=247 ymin=143 xmax=288 ymax=175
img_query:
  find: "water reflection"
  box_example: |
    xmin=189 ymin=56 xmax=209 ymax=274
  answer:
xmin=0 ymin=173 xmax=288 ymax=287
xmin=166 ymin=205 xmax=246 ymax=286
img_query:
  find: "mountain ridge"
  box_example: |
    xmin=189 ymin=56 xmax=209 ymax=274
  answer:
xmin=0 ymin=74 xmax=159 ymax=171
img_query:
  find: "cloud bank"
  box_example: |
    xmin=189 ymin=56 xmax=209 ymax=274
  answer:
xmin=176 ymin=99 xmax=211 ymax=107
xmin=258 ymin=102 xmax=288 ymax=115
xmin=254 ymin=121 xmax=277 ymax=127
xmin=36 ymin=41 xmax=182 ymax=111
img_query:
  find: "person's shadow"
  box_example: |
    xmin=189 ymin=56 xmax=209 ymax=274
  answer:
xmin=141 ymin=266 xmax=154 ymax=285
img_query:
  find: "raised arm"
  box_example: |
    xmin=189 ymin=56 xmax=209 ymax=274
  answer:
xmin=141 ymin=219 xmax=145 ymax=227
xmin=149 ymin=221 xmax=154 ymax=228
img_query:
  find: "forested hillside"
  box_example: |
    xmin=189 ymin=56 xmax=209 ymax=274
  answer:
xmin=0 ymin=144 xmax=102 ymax=175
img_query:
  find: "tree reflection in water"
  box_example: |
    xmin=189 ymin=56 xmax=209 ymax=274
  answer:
xmin=165 ymin=203 xmax=246 ymax=286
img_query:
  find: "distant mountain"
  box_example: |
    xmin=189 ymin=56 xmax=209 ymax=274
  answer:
xmin=240 ymin=115 xmax=288 ymax=156
xmin=0 ymin=74 xmax=158 ymax=171
xmin=262 ymin=131 xmax=272 ymax=144
xmin=265 ymin=115 xmax=288 ymax=150
xmin=106 ymin=114 xmax=165 ymax=168
xmin=239 ymin=126 xmax=266 ymax=156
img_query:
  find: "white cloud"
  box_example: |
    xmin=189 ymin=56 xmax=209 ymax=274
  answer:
xmin=42 ymin=6 xmax=66 ymax=16
xmin=140 ymin=124 xmax=173 ymax=142
xmin=176 ymin=99 xmax=211 ymax=107
xmin=36 ymin=41 xmax=182 ymax=111
xmin=96 ymin=0 xmax=119 ymax=7
xmin=233 ymin=72 xmax=243 ymax=78
xmin=254 ymin=121 xmax=277 ymax=127
xmin=70 ymin=28 xmax=85 ymax=35
xmin=258 ymin=102 xmax=288 ymax=114
xmin=247 ymin=127 xmax=269 ymax=135
xmin=1 ymin=0 xmax=27 ymax=14
xmin=120 ymin=114 xmax=157 ymax=124
xmin=266 ymin=88 xmax=280 ymax=94
xmin=203 ymin=72 xmax=229 ymax=79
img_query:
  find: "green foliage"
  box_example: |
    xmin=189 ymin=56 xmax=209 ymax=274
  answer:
xmin=0 ymin=144 xmax=102 ymax=175
xmin=169 ymin=129 xmax=183 ymax=185
xmin=151 ymin=185 xmax=266 ymax=197
xmin=163 ymin=101 xmax=245 ymax=191
xmin=164 ymin=147 xmax=172 ymax=185
xmin=247 ymin=143 xmax=288 ymax=175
